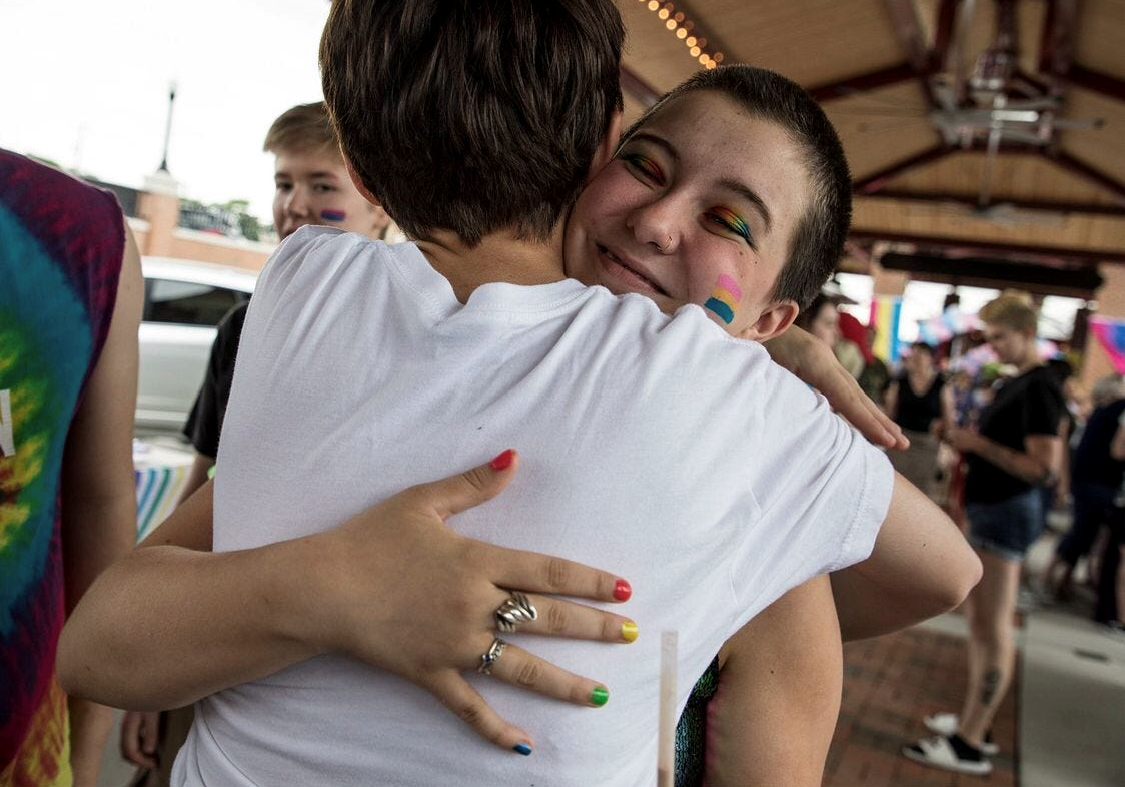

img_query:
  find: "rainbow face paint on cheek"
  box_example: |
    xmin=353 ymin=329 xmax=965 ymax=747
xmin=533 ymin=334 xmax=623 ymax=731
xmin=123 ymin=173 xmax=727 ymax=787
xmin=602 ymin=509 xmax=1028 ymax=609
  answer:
xmin=319 ymin=209 xmax=347 ymax=222
xmin=704 ymin=274 xmax=742 ymax=324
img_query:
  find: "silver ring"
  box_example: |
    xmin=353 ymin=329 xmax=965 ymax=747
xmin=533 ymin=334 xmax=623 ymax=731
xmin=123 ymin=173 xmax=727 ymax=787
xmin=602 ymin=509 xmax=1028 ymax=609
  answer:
xmin=494 ymin=591 xmax=538 ymax=633
xmin=477 ymin=637 xmax=507 ymax=675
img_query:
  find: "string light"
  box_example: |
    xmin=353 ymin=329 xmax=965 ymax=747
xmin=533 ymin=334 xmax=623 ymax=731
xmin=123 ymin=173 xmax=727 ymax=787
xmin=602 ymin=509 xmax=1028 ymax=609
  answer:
xmin=636 ymin=0 xmax=724 ymax=69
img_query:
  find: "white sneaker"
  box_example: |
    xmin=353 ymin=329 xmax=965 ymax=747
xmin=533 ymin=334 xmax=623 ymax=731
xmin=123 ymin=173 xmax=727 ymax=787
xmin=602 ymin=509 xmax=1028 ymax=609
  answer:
xmin=923 ymin=713 xmax=1000 ymax=755
xmin=903 ymin=735 xmax=993 ymax=776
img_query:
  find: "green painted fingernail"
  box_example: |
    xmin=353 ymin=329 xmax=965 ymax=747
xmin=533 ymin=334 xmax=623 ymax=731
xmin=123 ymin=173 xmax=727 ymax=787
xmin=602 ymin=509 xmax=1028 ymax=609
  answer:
xmin=590 ymin=686 xmax=609 ymax=706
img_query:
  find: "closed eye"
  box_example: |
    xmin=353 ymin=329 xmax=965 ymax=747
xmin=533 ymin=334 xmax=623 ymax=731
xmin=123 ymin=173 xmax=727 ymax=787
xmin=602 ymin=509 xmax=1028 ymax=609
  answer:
xmin=706 ymin=206 xmax=755 ymax=248
xmin=620 ymin=152 xmax=665 ymax=186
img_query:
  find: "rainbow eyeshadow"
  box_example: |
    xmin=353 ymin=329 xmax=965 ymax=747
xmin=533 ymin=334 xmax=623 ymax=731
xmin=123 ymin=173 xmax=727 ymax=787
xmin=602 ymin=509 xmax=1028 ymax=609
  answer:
xmin=704 ymin=274 xmax=742 ymax=324
xmin=710 ymin=206 xmax=751 ymax=241
xmin=320 ymin=209 xmax=347 ymax=222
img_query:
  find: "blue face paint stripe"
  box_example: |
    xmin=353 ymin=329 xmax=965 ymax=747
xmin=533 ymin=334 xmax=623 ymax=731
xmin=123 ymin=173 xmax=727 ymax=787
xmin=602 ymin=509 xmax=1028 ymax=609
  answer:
xmin=704 ymin=297 xmax=735 ymax=324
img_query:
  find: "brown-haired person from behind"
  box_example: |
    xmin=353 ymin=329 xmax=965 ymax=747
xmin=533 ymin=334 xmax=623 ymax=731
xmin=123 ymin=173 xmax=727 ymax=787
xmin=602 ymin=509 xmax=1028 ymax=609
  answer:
xmin=906 ymin=293 xmax=1064 ymax=775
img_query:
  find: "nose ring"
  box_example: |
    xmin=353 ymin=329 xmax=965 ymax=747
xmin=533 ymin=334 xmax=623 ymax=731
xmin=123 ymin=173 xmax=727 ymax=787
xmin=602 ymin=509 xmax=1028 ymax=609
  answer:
xmin=657 ymin=235 xmax=672 ymax=253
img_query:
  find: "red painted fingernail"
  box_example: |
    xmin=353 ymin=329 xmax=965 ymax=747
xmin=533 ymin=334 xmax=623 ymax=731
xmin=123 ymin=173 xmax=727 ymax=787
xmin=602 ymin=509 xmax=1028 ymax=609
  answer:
xmin=613 ymin=579 xmax=632 ymax=601
xmin=489 ymin=449 xmax=514 ymax=471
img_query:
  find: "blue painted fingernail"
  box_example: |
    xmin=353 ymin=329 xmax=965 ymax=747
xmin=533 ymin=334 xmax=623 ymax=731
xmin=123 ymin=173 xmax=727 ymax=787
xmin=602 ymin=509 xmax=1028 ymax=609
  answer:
xmin=513 ymin=742 xmax=533 ymax=756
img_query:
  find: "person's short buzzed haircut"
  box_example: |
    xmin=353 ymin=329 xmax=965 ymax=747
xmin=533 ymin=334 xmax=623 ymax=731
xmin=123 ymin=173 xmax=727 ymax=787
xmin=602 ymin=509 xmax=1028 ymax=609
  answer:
xmin=319 ymin=0 xmax=624 ymax=247
xmin=623 ymin=66 xmax=851 ymax=310
xmin=262 ymin=102 xmax=340 ymax=157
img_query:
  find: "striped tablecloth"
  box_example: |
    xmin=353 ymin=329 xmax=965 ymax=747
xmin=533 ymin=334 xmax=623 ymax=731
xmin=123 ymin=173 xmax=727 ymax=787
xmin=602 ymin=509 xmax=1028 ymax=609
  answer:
xmin=133 ymin=439 xmax=195 ymax=542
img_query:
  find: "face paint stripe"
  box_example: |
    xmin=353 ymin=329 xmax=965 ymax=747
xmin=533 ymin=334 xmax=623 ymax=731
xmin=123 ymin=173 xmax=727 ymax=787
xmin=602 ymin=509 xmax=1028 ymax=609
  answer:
xmin=704 ymin=297 xmax=735 ymax=324
xmin=716 ymin=274 xmax=742 ymax=301
xmin=320 ymin=209 xmax=347 ymax=222
xmin=710 ymin=289 xmax=739 ymax=311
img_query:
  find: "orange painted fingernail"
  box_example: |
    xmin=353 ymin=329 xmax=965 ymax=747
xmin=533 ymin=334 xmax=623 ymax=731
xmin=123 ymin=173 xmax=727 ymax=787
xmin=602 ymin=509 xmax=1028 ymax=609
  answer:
xmin=621 ymin=621 xmax=639 ymax=642
xmin=489 ymin=449 xmax=514 ymax=470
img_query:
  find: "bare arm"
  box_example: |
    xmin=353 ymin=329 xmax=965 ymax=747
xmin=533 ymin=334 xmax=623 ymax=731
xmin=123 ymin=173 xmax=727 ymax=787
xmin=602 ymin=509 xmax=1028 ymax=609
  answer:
xmin=58 ymin=453 xmax=637 ymax=753
xmin=946 ymin=427 xmax=1063 ymax=486
xmin=175 ymin=452 xmax=215 ymax=510
xmin=883 ymin=378 xmax=899 ymax=422
xmin=704 ymin=576 xmax=841 ymax=787
xmin=1111 ymin=417 xmax=1125 ymax=461
xmin=763 ymin=326 xmax=907 ymax=450
xmin=60 ymin=227 xmax=143 ymax=786
xmin=830 ymin=472 xmax=981 ymax=641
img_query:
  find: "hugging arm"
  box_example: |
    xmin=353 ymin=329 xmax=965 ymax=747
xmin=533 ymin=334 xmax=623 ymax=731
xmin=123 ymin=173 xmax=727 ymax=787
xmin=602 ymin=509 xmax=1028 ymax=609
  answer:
xmin=763 ymin=325 xmax=907 ymax=450
xmin=60 ymin=227 xmax=143 ymax=786
xmin=704 ymin=575 xmax=842 ymax=787
xmin=831 ymin=472 xmax=981 ymax=641
xmin=58 ymin=454 xmax=636 ymax=753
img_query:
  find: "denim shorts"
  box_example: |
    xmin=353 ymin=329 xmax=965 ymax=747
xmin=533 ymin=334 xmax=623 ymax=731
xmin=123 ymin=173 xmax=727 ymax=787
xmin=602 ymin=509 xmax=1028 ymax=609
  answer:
xmin=966 ymin=488 xmax=1044 ymax=562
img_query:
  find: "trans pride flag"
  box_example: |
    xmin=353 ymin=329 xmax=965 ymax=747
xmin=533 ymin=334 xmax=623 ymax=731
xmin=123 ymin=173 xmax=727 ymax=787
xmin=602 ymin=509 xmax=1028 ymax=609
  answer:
xmin=1090 ymin=315 xmax=1125 ymax=373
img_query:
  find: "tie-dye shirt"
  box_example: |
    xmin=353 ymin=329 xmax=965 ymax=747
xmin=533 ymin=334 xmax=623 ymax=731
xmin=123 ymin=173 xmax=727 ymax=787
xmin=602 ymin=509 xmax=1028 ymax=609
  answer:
xmin=0 ymin=150 xmax=124 ymax=787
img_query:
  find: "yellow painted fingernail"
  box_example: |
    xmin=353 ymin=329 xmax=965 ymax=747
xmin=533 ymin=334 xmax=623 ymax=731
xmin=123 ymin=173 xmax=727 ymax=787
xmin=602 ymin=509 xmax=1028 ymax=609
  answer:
xmin=621 ymin=621 xmax=639 ymax=642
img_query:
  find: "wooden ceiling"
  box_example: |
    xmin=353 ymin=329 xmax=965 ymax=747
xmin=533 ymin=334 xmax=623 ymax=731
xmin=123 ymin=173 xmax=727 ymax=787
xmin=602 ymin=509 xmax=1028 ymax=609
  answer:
xmin=615 ymin=0 xmax=1125 ymax=296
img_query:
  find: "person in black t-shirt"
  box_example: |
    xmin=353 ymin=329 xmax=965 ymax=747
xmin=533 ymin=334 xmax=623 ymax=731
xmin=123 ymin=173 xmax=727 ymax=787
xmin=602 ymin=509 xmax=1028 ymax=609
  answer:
xmin=905 ymin=294 xmax=1063 ymax=776
xmin=884 ymin=341 xmax=953 ymax=502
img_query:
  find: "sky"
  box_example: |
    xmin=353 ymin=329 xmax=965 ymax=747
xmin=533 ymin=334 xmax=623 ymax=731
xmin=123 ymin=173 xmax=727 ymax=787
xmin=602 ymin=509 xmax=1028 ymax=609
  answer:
xmin=1 ymin=0 xmax=329 ymax=220
xmin=2 ymin=0 xmax=1082 ymax=341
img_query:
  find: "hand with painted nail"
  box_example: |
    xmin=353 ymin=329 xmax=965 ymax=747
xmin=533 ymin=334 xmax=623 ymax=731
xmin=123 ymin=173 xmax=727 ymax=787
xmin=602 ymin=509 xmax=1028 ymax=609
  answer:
xmin=58 ymin=452 xmax=634 ymax=760
xmin=762 ymin=325 xmax=909 ymax=451
xmin=304 ymin=450 xmax=637 ymax=755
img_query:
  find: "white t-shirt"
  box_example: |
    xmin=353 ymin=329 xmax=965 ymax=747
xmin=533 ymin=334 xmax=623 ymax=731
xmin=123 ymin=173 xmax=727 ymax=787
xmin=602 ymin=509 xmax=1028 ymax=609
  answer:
xmin=173 ymin=227 xmax=893 ymax=786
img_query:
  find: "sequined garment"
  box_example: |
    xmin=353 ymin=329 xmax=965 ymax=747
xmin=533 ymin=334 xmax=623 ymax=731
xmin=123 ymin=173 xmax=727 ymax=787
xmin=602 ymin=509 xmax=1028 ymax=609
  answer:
xmin=675 ymin=656 xmax=720 ymax=787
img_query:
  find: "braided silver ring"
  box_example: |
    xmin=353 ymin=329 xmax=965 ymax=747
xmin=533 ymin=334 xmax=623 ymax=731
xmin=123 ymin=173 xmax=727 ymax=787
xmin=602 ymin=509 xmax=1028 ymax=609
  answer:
xmin=494 ymin=591 xmax=538 ymax=633
xmin=477 ymin=637 xmax=507 ymax=675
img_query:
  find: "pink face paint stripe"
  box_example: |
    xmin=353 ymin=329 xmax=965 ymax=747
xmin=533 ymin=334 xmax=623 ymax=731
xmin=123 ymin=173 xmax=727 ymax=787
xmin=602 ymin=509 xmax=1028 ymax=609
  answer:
xmin=716 ymin=274 xmax=742 ymax=301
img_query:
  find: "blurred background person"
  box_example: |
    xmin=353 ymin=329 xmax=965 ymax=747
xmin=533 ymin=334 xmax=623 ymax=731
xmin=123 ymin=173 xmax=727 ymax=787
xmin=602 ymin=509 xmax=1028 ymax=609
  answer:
xmin=1043 ymin=374 xmax=1125 ymax=603
xmin=1 ymin=149 xmax=141 ymax=787
xmin=884 ymin=341 xmax=954 ymax=504
xmin=907 ymin=293 xmax=1064 ymax=775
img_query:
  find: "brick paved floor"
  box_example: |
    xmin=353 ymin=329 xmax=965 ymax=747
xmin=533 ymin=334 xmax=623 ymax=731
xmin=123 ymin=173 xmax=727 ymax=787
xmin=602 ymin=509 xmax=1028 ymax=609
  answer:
xmin=825 ymin=626 xmax=1019 ymax=786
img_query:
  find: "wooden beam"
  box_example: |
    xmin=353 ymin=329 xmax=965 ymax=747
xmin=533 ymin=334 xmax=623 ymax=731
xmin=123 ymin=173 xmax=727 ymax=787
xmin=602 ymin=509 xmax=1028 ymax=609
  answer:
xmin=619 ymin=66 xmax=660 ymax=108
xmin=932 ymin=0 xmax=958 ymax=72
xmin=877 ymin=250 xmax=1103 ymax=298
xmin=864 ymin=190 xmax=1125 ymax=217
xmin=1063 ymin=64 xmax=1125 ymax=103
xmin=1044 ymin=150 xmax=1125 ymax=207
xmin=807 ymin=62 xmax=919 ymax=102
xmin=1039 ymin=0 xmax=1079 ymax=77
xmin=848 ymin=229 xmax=1125 ymax=262
xmin=882 ymin=0 xmax=932 ymax=71
xmin=852 ymin=144 xmax=953 ymax=194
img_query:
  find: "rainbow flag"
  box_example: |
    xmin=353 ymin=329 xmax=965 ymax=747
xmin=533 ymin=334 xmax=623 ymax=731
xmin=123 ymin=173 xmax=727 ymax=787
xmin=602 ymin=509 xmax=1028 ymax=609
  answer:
xmin=869 ymin=296 xmax=903 ymax=363
xmin=1090 ymin=315 xmax=1125 ymax=373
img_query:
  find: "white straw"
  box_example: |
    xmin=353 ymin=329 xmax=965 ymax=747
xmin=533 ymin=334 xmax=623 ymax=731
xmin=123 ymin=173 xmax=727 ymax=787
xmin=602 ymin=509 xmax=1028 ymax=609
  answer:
xmin=657 ymin=630 xmax=678 ymax=787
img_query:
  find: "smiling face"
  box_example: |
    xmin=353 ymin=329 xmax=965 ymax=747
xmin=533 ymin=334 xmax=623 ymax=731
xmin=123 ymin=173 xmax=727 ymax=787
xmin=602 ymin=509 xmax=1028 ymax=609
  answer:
xmin=564 ymin=90 xmax=811 ymax=339
xmin=273 ymin=148 xmax=390 ymax=240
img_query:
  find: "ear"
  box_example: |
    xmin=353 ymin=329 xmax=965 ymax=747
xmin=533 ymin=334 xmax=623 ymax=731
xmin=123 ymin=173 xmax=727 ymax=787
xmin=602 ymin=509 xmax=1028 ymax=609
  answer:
xmin=737 ymin=300 xmax=800 ymax=342
xmin=342 ymin=153 xmax=383 ymax=209
xmin=585 ymin=109 xmax=624 ymax=184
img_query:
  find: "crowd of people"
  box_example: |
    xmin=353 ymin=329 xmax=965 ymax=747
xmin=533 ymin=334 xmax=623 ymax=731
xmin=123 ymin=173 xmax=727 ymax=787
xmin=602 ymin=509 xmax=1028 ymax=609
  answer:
xmin=1 ymin=2 xmax=1120 ymax=786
